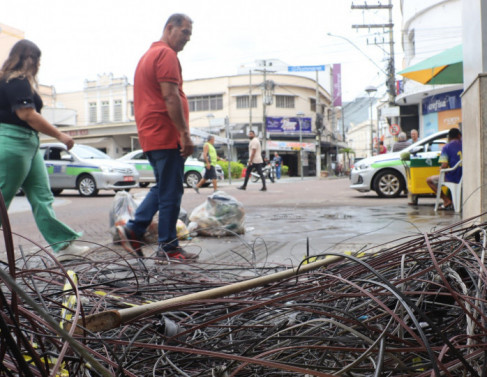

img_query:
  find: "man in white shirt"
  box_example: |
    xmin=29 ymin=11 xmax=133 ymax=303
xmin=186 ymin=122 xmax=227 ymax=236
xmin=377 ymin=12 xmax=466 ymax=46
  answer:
xmin=238 ymin=130 xmax=267 ymax=191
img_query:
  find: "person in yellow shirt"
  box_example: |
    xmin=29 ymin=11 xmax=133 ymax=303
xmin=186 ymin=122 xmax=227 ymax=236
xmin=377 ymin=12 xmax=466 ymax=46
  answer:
xmin=194 ymin=135 xmax=224 ymax=193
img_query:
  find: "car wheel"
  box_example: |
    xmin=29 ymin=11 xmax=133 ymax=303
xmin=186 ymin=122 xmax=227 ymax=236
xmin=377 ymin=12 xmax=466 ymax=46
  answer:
xmin=139 ymin=182 xmax=150 ymax=188
xmin=77 ymin=174 xmax=99 ymax=197
xmin=373 ymin=170 xmax=404 ymax=198
xmin=51 ymin=188 xmax=63 ymax=196
xmin=184 ymin=171 xmax=202 ymax=188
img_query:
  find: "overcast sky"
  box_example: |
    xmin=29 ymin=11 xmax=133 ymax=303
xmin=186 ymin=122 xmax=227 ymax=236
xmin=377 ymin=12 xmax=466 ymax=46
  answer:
xmin=0 ymin=0 xmax=402 ymax=102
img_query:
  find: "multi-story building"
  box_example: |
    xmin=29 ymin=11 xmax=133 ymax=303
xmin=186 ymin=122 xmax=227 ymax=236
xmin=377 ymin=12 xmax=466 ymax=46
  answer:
xmin=396 ymin=0 xmax=463 ymax=138
xmin=48 ymin=72 xmax=345 ymax=177
xmin=0 ymin=23 xmax=24 ymax=64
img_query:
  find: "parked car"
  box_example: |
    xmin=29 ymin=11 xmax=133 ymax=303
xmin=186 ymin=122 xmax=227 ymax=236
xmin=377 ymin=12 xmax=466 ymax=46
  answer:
xmin=40 ymin=143 xmax=139 ymax=197
xmin=117 ymin=149 xmax=224 ymax=188
xmin=350 ymin=130 xmax=449 ymax=198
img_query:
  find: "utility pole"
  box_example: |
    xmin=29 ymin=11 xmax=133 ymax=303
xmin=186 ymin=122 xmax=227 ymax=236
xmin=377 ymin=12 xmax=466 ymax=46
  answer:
xmin=351 ymin=0 xmax=396 ymax=106
xmin=255 ymin=60 xmax=275 ymax=160
xmin=315 ymin=69 xmax=322 ymax=178
xmin=248 ymin=70 xmax=253 ymax=131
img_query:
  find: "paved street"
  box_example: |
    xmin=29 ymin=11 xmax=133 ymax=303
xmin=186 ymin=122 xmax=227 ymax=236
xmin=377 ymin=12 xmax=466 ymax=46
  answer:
xmin=2 ymin=177 xmax=461 ymax=265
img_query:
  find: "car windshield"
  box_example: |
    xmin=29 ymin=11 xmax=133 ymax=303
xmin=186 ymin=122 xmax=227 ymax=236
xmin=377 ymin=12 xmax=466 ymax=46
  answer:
xmin=406 ymin=133 xmax=448 ymax=153
xmin=73 ymin=144 xmax=111 ymax=159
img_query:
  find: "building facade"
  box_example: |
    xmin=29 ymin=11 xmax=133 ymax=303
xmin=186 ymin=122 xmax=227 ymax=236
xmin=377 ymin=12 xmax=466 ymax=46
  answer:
xmin=45 ymin=72 xmax=344 ymax=177
xmin=0 ymin=23 xmax=24 ymax=64
xmin=396 ymin=0 xmax=463 ymax=138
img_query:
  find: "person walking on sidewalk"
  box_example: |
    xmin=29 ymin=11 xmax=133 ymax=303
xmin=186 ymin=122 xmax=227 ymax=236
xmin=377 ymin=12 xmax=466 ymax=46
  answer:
xmin=0 ymin=39 xmax=89 ymax=261
xmin=116 ymin=13 xmax=198 ymax=262
xmin=194 ymin=135 xmax=224 ymax=193
xmin=238 ymin=130 xmax=267 ymax=191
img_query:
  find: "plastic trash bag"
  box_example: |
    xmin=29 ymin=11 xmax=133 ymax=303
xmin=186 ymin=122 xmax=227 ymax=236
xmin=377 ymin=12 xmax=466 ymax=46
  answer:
xmin=110 ymin=190 xmax=189 ymax=242
xmin=146 ymin=218 xmax=190 ymax=243
xmin=109 ymin=191 xmax=138 ymax=229
xmin=188 ymin=191 xmax=245 ymax=237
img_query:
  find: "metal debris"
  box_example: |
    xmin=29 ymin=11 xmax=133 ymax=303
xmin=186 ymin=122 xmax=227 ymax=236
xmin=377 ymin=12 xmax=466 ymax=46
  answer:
xmin=1 ymin=190 xmax=487 ymax=376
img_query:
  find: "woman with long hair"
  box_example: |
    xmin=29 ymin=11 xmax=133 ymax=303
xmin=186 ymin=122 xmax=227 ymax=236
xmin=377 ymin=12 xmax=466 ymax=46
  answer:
xmin=0 ymin=39 xmax=89 ymax=260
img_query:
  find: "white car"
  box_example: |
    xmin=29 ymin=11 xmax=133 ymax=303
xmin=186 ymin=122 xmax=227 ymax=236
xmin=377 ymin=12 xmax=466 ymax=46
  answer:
xmin=350 ymin=130 xmax=449 ymax=198
xmin=118 ymin=149 xmax=224 ymax=188
xmin=40 ymin=143 xmax=139 ymax=197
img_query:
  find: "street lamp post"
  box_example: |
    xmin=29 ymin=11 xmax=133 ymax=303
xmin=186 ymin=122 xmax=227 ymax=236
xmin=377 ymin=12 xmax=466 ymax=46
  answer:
xmin=365 ymin=86 xmax=377 ymax=156
xmin=297 ymin=111 xmax=305 ymax=180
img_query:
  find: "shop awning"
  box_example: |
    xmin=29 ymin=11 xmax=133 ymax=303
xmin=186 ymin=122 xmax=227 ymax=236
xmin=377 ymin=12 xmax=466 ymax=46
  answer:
xmin=398 ymin=45 xmax=463 ymax=85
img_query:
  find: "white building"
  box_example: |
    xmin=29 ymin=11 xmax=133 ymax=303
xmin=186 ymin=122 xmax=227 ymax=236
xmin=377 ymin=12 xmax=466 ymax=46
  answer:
xmin=396 ymin=0 xmax=463 ymax=137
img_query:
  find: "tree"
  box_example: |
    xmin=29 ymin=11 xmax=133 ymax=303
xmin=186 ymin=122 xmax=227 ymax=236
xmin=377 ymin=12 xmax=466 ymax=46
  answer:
xmin=339 ymin=147 xmax=355 ymax=174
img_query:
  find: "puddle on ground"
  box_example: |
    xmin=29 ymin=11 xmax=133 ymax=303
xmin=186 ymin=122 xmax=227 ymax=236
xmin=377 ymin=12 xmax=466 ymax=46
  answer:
xmin=319 ymin=213 xmax=353 ymax=220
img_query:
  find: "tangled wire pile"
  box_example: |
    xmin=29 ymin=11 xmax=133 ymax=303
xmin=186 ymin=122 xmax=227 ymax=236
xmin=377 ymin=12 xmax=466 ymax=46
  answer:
xmin=2 ymin=192 xmax=487 ymax=375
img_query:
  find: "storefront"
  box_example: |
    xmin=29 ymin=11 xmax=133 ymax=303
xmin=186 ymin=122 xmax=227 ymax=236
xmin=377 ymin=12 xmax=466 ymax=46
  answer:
xmin=422 ymin=89 xmax=463 ymax=136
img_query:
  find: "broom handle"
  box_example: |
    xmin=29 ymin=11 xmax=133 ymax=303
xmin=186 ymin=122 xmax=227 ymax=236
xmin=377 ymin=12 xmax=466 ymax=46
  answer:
xmin=75 ymin=256 xmax=343 ymax=333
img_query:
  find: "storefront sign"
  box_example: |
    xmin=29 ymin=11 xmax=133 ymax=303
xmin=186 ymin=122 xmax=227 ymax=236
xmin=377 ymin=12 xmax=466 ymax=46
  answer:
xmin=266 ymin=117 xmax=312 ymax=134
xmin=65 ymin=129 xmax=89 ymax=136
xmin=422 ymin=89 xmax=463 ymax=115
xmin=267 ymin=140 xmax=315 ymax=152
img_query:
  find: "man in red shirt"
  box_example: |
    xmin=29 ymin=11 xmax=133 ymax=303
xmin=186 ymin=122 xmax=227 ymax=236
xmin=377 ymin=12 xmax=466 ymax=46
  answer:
xmin=117 ymin=14 xmax=198 ymax=262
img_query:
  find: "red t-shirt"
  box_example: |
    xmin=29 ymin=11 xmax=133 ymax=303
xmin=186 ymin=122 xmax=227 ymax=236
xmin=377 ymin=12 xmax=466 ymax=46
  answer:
xmin=133 ymin=41 xmax=189 ymax=151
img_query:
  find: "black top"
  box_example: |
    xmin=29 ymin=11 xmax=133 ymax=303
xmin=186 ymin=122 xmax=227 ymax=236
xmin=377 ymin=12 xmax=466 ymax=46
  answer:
xmin=0 ymin=77 xmax=42 ymax=130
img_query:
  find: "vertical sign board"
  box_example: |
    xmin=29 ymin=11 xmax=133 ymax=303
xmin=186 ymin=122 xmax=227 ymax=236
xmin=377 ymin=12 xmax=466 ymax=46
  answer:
xmin=332 ymin=64 xmax=342 ymax=107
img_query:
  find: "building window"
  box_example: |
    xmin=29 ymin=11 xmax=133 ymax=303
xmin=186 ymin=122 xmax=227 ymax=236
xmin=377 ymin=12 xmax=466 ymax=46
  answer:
xmin=188 ymin=95 xmax=223 ymax=112
xmin=310 ymin=98 xmax=316 ymax=112
xmin=113 ymin=100 xmax=122 ymax=122
xmin=101 ymin=101 xmax=109 ymax=122
xmin=236 ymin=95 xmax=257 ymax=109
xmin=89 ymin=102 xmax=97 ymax=123
xmin=276 ymin=95 xmax=295 ymax=109
xmin=129 ymin=101 xmax=134 ymax=117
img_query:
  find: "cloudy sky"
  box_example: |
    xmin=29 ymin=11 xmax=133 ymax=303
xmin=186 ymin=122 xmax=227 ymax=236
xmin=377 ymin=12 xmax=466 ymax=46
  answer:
xmin=0 ymin=0 xmax=402 ymax=101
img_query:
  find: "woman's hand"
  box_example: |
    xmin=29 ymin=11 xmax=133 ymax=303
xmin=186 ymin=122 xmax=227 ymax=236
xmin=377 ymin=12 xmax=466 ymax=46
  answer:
xmin=58 ymin=133 xmax=74 ymax=150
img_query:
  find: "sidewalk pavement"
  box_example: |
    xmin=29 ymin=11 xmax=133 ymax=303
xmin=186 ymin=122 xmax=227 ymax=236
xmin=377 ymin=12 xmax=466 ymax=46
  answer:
xmin=3 ymin=176 xmax=461 ymax=266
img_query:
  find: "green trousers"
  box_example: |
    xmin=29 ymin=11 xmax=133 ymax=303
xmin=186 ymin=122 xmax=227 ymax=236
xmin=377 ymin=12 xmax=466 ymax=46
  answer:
xmin=0 ymin=123 xmax=81 ymax=252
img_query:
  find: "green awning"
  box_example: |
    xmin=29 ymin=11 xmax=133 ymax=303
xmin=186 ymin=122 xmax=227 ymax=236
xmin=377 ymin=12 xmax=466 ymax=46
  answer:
xmin=398 ymin=45 xmax=463 ymax=85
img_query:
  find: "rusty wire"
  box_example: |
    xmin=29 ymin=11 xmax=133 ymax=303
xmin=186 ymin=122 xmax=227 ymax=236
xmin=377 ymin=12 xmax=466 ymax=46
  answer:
xmin=1 ymin=188 xmax=487 ymax=375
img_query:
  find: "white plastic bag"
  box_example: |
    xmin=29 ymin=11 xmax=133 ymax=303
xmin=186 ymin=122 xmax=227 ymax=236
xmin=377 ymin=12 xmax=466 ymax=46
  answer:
xmin=109 ymin=191 xmax=138 ymax=229
xmin=189 ymin=191 xmax=245 ymax=237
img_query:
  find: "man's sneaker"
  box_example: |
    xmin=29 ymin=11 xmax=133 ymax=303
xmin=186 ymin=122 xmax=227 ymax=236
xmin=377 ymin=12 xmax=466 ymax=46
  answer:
xmin=157 ymin=247 xmax=199 ymax=263
xmin=260 ymin=187 xmax=267 ymax=191
xmin=116 ymin=225 xmax=144 ymax=256
xmin=55 ymin=242 xmax=90 ymax=262
xmin=237 ymin=186 xmax=246 ymax=190
xmin=193 ymin=185 xmax=200 ymax=194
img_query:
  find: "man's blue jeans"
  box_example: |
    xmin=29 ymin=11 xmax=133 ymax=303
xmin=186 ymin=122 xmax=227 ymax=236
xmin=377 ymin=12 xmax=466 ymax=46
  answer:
xmin=126 ymin=149 xmax=184 ymax=251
